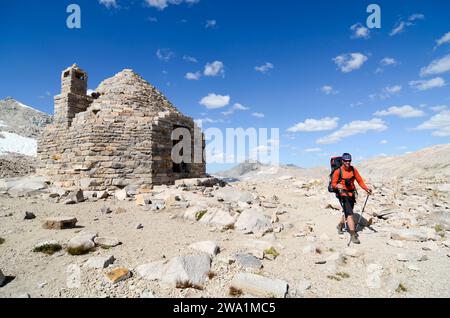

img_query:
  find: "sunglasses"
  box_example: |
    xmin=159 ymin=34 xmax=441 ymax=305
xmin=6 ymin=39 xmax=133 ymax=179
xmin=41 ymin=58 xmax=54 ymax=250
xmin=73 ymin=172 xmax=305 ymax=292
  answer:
xmin=343 ymin=160 xmax=351 ymax=163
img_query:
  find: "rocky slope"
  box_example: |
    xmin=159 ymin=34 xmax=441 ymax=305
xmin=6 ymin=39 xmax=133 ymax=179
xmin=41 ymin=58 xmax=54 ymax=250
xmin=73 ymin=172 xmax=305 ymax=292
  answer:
xmin=0 ymin=97 xmax=52 ymax=157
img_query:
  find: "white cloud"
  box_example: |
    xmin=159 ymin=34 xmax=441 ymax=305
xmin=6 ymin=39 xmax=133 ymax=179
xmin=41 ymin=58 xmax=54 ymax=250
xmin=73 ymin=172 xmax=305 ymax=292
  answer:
xmin=316 ymin=118 xmax=387 ymax=144
xmin=409 ymin=77 xmax=446 ymax=91
xmin=380 ymin=57 xmax=397 ymax=66
xmin=204 ymin=61 xmax=224 ymax=77
xmin=199 ymin=93 xmax=230 ymax=109
xmin=350 ymin=101 xmax=363 ymax=107
xmin=436 ymin=31 xmax=450 ymax=48
xmin=147 ymin=17 xmax=158 ymax=22
xmin=252 ymin=112 xmax=265 ymax=118
xmin=380 ymin=139 xmax=388 ymax=144
xmin=420 ymin=55 xmax=450 ymax=76
xmin=156 ymin=48 xmax=175 ymax=62
xmin=430 ymin=105 xmax=448 ymax=112
xmin=415 ymin=110 xmax=450 ymax=137
xmin=304 ymin=148 xmax=322 ymax=153
xmin=321 ymin=85 xmax=339 ymax=95
xmin=350 ymin=23 xmax=370 ymax=39
xmin=145 ymin=0 xmax=199 ymax=10
xmin=185 ymin=71 xmax=201 ymax=80
xmin=99 ymin=0 xmax=117 ymax=8
xmin=390 ymin=13 xmax=425 ymax=36
xmin=254 ymin=62 xmax=274 ymax=74
xmin=384 ymin=85 xmax=402 ymax=94
xmin=205 ymin=20 xmax=217 ymax=29
xmin=333 ymin=53 xmax=368 ymax=73
xmin=221 ymin=103 xmax=249 ymax=116
xmin=287 ymin=117 xmax=339 ymax=133
xmin=183 ymin=55 xmax=198 ymax=63
xmin=374 ymin=105 xmax=425 ymax=118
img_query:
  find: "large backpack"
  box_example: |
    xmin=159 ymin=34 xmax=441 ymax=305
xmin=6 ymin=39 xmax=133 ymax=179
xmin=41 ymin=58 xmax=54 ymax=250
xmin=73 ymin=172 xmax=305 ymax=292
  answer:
xmin=327 ymin=156 xmax=354 ymax=193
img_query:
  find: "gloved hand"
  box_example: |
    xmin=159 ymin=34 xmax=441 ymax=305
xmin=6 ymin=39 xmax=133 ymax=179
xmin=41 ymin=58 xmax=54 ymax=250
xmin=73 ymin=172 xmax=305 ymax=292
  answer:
xmin=366 ymin=188 xmax=373 ymax=195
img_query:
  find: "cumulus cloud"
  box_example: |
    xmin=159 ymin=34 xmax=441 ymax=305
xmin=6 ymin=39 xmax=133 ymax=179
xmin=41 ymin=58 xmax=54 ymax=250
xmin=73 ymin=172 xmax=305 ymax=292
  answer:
xmin=380 ymin=140 xmax=388 ymax=144
xmin=205 ymin=20 xmax=217 ymax=29
xmin=390 ymin=13 xmax=425 ymax=36
xmin=350 ymin=23 xmax=370 ymax=39
xmin=415 ymin=110 xmax=450 ymax=137
xmin=333 ymin=53 xmax=368 ymax=73
xmin=254 ymin=62 xmax=274 ymax=74
xmin=420 ymin=55 xmax=450 ymax=76
xmin=185 ymin=71 xmax=201 ymax=80
xmin=221 ymin=103 xmax=249 ymax=116
xmin=199 ymin=93 xmax=230 ymax=109
xmin=204 ymin=61 xmax=225 ymax=77
xmin=409 ymin=77 xmax=446 ymax=91
xmin=99 ymin=0 xmax=117 ymax=8
xmin=435 ymin=31 xmax=450 ymax=48
xmin=156 ymin=48 xmax=175 ymax=62
xmin=145 ymin=0 xmax=199 ymax=10
xmin=316 ymin=118 xmax=387 ymax=144
xmin=374 ymin=105 xmax=425 ymax=118
xmin=380 ymin=57 xmax=397 ymax=66
xmin=287 ymin=117 xmax=339 ymax=133
xmin=321 ymin=85 xmax=339 ymax=95
xmin=252 ymin=112 xmax=265 ymax=118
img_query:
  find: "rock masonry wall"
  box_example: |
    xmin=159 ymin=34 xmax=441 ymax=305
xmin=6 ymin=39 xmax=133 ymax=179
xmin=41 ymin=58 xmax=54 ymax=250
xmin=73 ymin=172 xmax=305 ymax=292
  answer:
xmin=37 ymin=66 xmax=206 ymax=190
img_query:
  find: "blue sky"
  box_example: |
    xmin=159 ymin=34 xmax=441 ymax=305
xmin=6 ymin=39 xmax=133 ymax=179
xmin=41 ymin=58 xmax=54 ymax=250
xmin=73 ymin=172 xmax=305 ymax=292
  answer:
xmin=1 ymin=0 xmax=450 ymax=172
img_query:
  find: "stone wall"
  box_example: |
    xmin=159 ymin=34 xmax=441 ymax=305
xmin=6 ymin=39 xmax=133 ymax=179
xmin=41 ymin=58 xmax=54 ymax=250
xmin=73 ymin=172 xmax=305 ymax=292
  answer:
xmin=37 ymin=67 xmax=206 ymax=190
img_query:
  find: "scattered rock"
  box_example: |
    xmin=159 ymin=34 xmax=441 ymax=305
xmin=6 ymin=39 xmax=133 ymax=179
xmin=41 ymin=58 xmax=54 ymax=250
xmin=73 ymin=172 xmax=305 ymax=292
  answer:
xmin=161 ymin=253 xmax=211 ymax=288
xmin=235 ymin=209 xmax=272 ymax=235
xmin=85 ymin=255 xmax=115 ymax=269
xmin=136 ymin=261 xmax=166 ymax=281
xmin=136 ymin=193 xmax=152 ymax=206
xmin=94 ymin=237 xmax=120 ymax=248
xmin=198 ymin=208 xmax=236 ymax=229
xmin=42 ymin=217 xmax=77 ymax=230
xmin=24 ymin=211 xmax=36 ymax=220
xmin=234 ymin=253 xmax=263 ymax=269
xmin=105 ymin=268 xmax=131 ymax=284
xmin=366 ymin=264 xmax=383 ymax=289
xmin=189 ymin=241 xmax=220 ymax=257
xmin=68 ymin=231 xmax=97 ymax=255
xmin=140 ymin=290 xmax=156 ymax=298
xmin=390 ymin=229 xmax=428 ymax=242
xmin=101 ymin=206 xmax=112 ymax=214
xmin=136 ymin=223 xmax=143 ymax=229
xmin=386 ymin=240 xmax=404 ymax=248
xmin=63 ymin=189 xmax=84 ymax=204
xmin=214 ymin=187 xmax=254 ymax=203
xmin=115 ymin=189 xmax=128 ymax=201
xmin=230 ymin=273 xmax=288 ymax=298
xmin=407 ymin=264 xmax=419 ymax=271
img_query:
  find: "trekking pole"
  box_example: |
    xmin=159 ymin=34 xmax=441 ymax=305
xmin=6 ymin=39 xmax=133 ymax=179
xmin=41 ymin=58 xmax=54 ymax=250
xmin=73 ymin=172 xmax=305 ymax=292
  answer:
xmin=355 ymin=194 xmax=370 ymax=232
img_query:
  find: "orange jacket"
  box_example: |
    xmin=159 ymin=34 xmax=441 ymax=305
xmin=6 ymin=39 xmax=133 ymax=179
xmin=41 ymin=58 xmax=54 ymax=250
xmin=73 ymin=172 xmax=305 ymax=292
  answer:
xmin=331 ymin=166 xmax=368 ymax=197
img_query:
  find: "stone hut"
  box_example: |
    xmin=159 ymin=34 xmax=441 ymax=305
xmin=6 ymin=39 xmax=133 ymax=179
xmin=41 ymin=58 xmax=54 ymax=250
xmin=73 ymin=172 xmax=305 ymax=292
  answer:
xmin=37 ymin=64 xmax=206 ymax=190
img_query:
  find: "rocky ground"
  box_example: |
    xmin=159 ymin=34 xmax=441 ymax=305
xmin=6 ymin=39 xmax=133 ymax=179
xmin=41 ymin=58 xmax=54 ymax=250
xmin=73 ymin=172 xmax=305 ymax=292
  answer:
xmin=0 ymin=172 xmax=449 ymax=298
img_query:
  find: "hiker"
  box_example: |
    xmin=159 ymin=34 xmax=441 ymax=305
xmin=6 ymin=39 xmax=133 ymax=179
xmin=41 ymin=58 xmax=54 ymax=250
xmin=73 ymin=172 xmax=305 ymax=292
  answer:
xmin=331 ymin=153 xmax=372 ymax=244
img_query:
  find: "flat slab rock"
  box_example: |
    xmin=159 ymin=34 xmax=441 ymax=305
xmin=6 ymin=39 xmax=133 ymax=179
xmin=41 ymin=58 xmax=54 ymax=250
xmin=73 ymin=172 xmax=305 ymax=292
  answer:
xmin=230 ymin=273 xmax=288 ymax=298
xmin=105 ymin=268 xmax=131 ymax=284
xmin=42 ymin=217 xmax=77 ymax=229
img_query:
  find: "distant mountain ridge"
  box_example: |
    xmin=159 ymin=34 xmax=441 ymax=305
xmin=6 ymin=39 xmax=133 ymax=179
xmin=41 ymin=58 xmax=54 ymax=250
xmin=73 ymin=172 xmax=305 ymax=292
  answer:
xmin=0 ymin=97 xmax=52 ymax=156
xmin=215 ymin=143 xmax=450 ymax=181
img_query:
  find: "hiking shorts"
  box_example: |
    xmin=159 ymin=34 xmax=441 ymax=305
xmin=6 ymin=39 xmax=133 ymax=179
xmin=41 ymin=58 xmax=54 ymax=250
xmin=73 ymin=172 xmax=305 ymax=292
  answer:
xmin=338 ymin=195 xmax=355 ymax=218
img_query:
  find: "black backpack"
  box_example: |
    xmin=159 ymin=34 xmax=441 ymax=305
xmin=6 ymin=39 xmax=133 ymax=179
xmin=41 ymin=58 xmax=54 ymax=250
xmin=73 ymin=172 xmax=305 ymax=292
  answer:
xmin=327 ymin=156 xmax=354 ymax=193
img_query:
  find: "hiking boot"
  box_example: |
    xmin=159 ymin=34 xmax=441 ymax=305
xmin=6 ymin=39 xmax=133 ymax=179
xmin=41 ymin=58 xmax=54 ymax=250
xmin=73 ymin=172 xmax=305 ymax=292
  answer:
xmin=350 ymin=232 xmax=360 ymax=244
xmin=336 ymin=222 xmax=345 ymax=235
